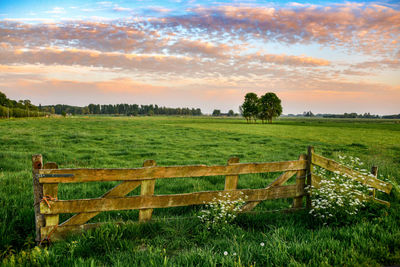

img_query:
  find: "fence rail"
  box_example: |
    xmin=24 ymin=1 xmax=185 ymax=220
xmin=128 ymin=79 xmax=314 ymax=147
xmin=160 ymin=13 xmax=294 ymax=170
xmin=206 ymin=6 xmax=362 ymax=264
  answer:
xmin=32 ymin=147 xmax=392 ymax=243
xmin=37 ymin=160 xmax=307 ymax=183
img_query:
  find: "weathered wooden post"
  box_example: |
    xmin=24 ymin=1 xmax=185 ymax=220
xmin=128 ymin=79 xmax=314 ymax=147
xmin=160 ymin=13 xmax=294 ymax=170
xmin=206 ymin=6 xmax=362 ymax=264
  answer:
xmin=32 ymin=154 xmax=43 ymax=243
xmin=139 ymin=160 xmax=157 ymax=222
xmin=293 ymin=154 xmax=307 ymax=209
xmin=371 ymin=166 xmax=378 ymax=198
xmin=40 ymin=162 xmax=59 ymax=241
xmin=306 ymin=146 xmax=314 ymax=209
xmin=225 ymin=157 xmax=240 ymax=190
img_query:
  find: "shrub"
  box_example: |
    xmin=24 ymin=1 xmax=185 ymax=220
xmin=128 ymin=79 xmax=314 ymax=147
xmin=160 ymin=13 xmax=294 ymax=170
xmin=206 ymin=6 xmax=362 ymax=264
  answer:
xmin=307 ymin=155 xmax=380 ymax=226
xmin=197 ymin=192 xmax=247 ymax=233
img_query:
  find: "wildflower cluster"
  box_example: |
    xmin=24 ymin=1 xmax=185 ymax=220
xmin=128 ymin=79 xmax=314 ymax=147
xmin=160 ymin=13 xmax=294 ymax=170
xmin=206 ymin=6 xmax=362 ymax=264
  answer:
xmin=197 ymin=192 xmax=247 ymax=232
xmin=307 ymin=155 xmax=373 ymax=225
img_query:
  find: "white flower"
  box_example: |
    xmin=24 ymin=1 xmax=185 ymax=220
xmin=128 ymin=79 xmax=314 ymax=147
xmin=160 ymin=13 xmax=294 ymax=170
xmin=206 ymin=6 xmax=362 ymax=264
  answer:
xmin=224 ymin=251 xmax=228 ymax=256
xmin=260 ymin=242 xmax=265 ymax=247
xmin=233 ymin=252 xmax=237 ymax=256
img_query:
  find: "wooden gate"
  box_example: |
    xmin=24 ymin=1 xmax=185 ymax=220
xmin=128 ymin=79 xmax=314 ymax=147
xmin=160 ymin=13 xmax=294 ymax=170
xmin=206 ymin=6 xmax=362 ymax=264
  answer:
xmin=32 ymin=147 xmax=392 ymax=243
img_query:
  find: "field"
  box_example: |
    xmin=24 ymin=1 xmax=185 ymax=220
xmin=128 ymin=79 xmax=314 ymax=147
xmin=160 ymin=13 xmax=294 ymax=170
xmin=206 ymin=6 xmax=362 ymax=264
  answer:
xmin=1 ymin=116 xmax=400 ymax=266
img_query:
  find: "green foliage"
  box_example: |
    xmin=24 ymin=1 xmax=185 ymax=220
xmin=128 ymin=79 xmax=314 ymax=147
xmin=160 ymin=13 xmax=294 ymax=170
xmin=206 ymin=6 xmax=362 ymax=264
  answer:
xmin=240 ymin=92 xmax=259 ymax=122
xmin=240 ymin=92 xmax=282 ymax=123
xmin=0 ymin=117 xmax=399 ymax=266
xmin=0 ymin=91 xmax=47 ymax=118
xmin=212 ymin=109 xmax=221 ymax=116
xmin=44 ymin=103 xmax=203 ymax=116
xmin=258 ymin=92 xmax=282 ymax=123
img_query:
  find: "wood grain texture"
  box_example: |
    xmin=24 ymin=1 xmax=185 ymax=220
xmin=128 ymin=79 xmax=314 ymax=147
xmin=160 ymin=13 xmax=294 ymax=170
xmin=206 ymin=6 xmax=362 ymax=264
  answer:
xmin=293 ymin=154 xmax=307 ymax=208
xmin=38 ymin=160 xmax=308 ymax=183
xmin=42 ymin=162 xmax=59 ymax=240
xmin=61 ymin=180 xmax=143 ymax=226
xmin=32 ymin=154 xmax=43 ymax=242
xmin=225 ymin=157 xmax=239 ymax=190
xmin=40 ymin=185 xmax=302 ymax=214
xmin=371 ymin=166 xmax=378 ymax=198
xmin=139 ymin=160 xmax=157 ymax=222
xmin=312 ymin=153 xmax=391 ymax=194
xmin=241 ymin=170 xmax=297 ymax=212
xmin=310 ymin=174 xmax=322 ymax=188
xmin=306 ymin=146 xmax=314 ymax=209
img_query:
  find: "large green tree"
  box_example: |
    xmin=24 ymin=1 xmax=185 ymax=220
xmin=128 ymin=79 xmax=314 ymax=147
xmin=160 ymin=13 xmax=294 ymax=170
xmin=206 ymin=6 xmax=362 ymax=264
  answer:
xmin=258 ymin=92 xmax=282 ymax=123
xmin=240 ymin=92 xmax=259 ymax=123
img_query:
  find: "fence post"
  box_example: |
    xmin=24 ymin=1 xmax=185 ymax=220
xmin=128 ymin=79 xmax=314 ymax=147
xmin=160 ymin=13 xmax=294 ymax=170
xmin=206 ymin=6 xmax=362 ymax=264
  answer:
xmin=371 ymin=166 xmax=378 ymax=198
xmin=225 ymin=157 xmax=240 ymax=190
xmin=306 ymin=146 xmax=314 ymax=209
xmin=293 ymin=154 xmax=307 ymax=208
xmin=139 ymin=160 xmax=157 ymax=222
xmin=32 ymin=154 xmax=43 ymax=243
xmin=41 ymin=162 xmax=59 ymax=241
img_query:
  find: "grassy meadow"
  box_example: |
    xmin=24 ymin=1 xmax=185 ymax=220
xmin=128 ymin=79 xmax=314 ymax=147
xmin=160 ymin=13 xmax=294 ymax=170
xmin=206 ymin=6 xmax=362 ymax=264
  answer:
xmin=1 ymin=116 xmax=400 ymax=266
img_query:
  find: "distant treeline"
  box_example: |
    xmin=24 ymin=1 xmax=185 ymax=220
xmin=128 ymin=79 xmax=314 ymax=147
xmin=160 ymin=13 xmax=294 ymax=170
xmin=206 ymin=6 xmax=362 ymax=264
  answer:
xmin=0 ymin=91 xmax=47 ymax=118
xmin=286 ymin=111 xmax=400 ymax=119
xmin=41 ymin=104 xmax=203 ymax=116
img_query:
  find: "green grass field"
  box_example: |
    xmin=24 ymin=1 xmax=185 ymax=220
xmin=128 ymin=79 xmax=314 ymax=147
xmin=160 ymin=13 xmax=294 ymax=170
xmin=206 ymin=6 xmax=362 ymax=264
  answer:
xmin=1 ymin=116 xmax=400 ymax=266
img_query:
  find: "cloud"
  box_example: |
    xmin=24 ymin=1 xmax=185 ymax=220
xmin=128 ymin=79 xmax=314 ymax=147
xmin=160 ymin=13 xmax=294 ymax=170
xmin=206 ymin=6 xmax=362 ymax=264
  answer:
xmin=352 ymin=59 xmax=400 ymax=69
xmin=45 ymin=7 xmax=65 ymax=14
xmin=1 ymin=2 xmax=399 ymax=114
xmin=0 ymin=45 xmax=332 ymax=81
xmin=154 ymin=4 xmax=400 ymax=56
xmin=112 ymin=6 xmax=133 ymax=13
xmin=241 ymin=53 xmax=331 ymax=67
xmin=2 ymin=3 xmax=399 ymax=57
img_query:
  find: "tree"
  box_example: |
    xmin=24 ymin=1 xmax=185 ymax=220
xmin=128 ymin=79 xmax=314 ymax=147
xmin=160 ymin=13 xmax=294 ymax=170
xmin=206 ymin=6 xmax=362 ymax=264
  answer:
xmin=258 ymin=92 xmax=282 ymax=123
xmin=227 ymin=110 xmax=234 ymax=116
xmin=240 ymin=92 xmax=259 ymax=123
xmin=0 ymin=91 xmax=8 ymax=106
xmin=303 ymin=111 xmax=314 ymax=117
xmin=212 ymin=109 xmax=221 ymax=116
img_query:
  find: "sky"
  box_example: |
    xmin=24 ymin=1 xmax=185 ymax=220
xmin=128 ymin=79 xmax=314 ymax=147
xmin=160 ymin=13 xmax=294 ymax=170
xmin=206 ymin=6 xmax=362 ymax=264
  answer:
xmin=0 ymin=0 xmax=399 ymax=114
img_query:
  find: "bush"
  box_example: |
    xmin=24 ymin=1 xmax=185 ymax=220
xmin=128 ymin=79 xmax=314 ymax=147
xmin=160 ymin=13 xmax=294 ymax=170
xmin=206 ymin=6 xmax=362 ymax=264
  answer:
xmin=307 ymin=155 xmax=384 ymax=226
xmin=197 ymin=192 xmax=247 ymax=233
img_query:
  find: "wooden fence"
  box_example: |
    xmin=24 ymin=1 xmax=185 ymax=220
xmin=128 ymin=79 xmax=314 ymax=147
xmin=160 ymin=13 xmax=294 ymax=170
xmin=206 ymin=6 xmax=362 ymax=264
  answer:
xmin=32 ymin=147 xmax=392 ymax=243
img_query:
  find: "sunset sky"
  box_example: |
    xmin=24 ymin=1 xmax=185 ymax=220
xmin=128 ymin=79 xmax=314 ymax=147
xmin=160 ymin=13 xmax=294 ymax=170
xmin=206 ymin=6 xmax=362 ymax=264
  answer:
xmin=0 ymin=0 xmax=399 ymax=114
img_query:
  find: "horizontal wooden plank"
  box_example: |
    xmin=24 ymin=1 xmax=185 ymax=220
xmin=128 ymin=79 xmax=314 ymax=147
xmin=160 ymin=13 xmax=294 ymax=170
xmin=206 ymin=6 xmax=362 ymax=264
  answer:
xmin=311 ymin=153 xmax=392 ymax=194
xmin=61 ymin=181 xmax=142 ymax=227
xmin=41 ymin=185 xmax=302 ymax=214
xmin=38 ymin=160 xmax=307 ymax=183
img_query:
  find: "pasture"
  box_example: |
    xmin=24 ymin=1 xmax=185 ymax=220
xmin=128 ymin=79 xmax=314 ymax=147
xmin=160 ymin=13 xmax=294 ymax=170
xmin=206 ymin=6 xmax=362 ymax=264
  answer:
xmin=1 ymin=116 xmax=400 ymax=266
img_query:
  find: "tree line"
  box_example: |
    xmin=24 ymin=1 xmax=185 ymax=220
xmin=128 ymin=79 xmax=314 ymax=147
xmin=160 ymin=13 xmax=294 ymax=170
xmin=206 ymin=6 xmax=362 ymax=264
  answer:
xmin=211 ymin=109 xmax=239 ymax=117
xmin=287 ymin=111 xmax=400 ymax=119
xmin=0 ymin=91 xmax=47 ymax=118
xmin=1 ymin=91 xmax=203 ymax=118
xmin=239 ymin=92 xmax=282 ymax=123
xmin=41 ymin=104 xmax=202 ymax=116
